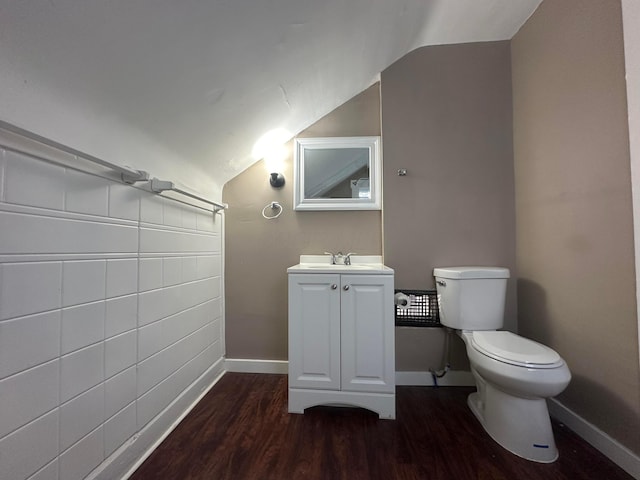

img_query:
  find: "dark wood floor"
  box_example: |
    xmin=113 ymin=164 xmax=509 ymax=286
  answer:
xmin=131 ymin=373 xmax=633 ymax=480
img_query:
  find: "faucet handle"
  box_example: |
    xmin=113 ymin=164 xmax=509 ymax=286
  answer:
xmin=344 ymin=252 xmax=357 ymax=265
xmin=324 ymin=251 xmax=336 ymax=265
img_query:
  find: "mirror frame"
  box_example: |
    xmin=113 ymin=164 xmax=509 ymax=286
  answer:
xmin=293 ymin=136 xmax=382 ymax=211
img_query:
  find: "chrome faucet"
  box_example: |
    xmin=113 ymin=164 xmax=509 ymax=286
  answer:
xmin=344 ymin=252 xmax=357 ymax=265
xmin=325 ymin=251 xmax=356 ymax=265
xmin=324 ymin=251 xmax=339 ymax=265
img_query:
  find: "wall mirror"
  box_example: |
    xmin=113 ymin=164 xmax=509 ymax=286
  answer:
xmin=293 ymin=136 xmax=381 ymax=210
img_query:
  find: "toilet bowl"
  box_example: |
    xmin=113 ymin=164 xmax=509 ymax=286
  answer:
xmin=433 ymin=267 xmax=571 ymax=463
xmin=460 ymin=330 xmax=571 ymax=462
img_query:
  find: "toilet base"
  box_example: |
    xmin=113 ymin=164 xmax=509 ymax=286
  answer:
xmin=468 ymin=375 xmax=558 ymax=463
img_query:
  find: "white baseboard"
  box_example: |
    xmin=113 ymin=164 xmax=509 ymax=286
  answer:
xmin=548 ymin=398 xmax=640 ymax=479
xmin=395 ymin=370 xmax=475 ymax=386
xmin=88 ymin=357 xmax=226 ymax=480
xmin=225 ymin=358 xmax=288 ymax=374
xmin=223 ymin=361 xmax=476 ymax=386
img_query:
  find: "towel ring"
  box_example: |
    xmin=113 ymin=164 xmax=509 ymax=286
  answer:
xmin=262 ymin=201 xmax=283 ymax=219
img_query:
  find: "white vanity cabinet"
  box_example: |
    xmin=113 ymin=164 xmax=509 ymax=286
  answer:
xmin=287 ymin=256 xmax=395 ymax=419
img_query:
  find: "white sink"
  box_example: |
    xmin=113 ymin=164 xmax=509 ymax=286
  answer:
xmin=287 ymin=255 xmax=393 ymax=275
xmin=301 ymin=264 xmax=375 ymax=270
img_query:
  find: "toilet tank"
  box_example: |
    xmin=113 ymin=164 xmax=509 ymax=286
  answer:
xmin=433 ymin=267 xmax=509 ymax=330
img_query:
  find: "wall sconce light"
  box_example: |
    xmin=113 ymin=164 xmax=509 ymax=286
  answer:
xmin=269 ymin=172 xmax=285 ymax=188
xmin=265 ymin=148 xmax=286 ymax=188
xmin=253 ymin=128 xmax=291 ymax=190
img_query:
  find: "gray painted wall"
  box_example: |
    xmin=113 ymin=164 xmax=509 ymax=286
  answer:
xmin=381 ymin=41 xmax=517 ymax=371
xmin=512 ymin=0 xmax=640 ymax=455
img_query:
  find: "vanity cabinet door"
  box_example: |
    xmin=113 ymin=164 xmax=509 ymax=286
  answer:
xmin=288 ymin=274 xmax=341 ymax=390
xmin=340 ymin=274 xmax=395 ymax=393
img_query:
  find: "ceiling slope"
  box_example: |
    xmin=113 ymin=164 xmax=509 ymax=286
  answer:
xmin=0 ymin=0 xmax=540 ymax=196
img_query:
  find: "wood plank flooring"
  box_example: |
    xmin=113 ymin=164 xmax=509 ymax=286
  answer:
xmin=130 ymin=373 xmax=634 ymax=480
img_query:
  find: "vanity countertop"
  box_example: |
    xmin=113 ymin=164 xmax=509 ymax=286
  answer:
xmin=287 ymin=255 xmax=394 ymax=275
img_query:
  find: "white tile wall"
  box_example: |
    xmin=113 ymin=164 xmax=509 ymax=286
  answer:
xmin=105 ymin=367 xmax=136 ymax=419
xmin=104 ymin=330 xmax=136 ymax=378
xmin=137 ymin=323 xmax=213 ymax=396
xmin=0 ymin=211 xmax=138 ymax=255
xmin=104 ymin=401 xmax=136 ymax=457
xmin=163 ymin=256 xmax=182 ymax=286
xmin=137 ymin=300 xmax=214 ymax=361
xmin=0 ymin=360 xmax=59 ymax=438
xmin=137 ymin=288 xmax=169 ymax=327
xmin=0 ymin=148 xmax=224 ymax=480
xmin=105 ymin=294 xmax=137 ymax=338
xmin=196 ymin=212 xmax=216 ymax=232
xmin=28 ymin=459 xmax=59 ymax=480
xmin=182 ymin=256 xmax=198 ymax=282
xmin=108 ymin=183 xmax=140 ymax=221
xmin=140 ymin=192 xmax=164 ymax=225
xmin=60 ymin=343 xmax=104 ymax=403
xmin=137 ymin=277 xmax=218 ymax=327
xmin=182 ymin=206 xmax=198 ymax=230
xmin=59 ymin=384 xmax=104 ymax=451
xmin=64 ymin=169 xmax=109 ymax=217
xmin=0 ymin=410 xmax=59 ymax=480
xmin=0 ymin=150 xmax=5 ymax=204
xmin=139 ymin=228 xmax=221 ymax=254
xmin=137 ymin=343 xmax=218 ymax=427
xmin=59 ymin=426 xmax=104 ymax=480
xmin=106 ymin=258 xmax=138 ymax=298
xmin=0 ymin=262 xmax=62 ymax=320
xmin=0 ymin=311 xmax=61 ymax=379
xmin=163 ymin=201 xmax=182 ymax=227
xmin=197 ymin=255 xmax=221 ymax=280
xmin=61 ymin=302 xmax=105 ymax=354
xmin=4 ymin=151 xmax=65 ymax=210
xmin=139 ymin=257 xmax=163 ymax=292
xmin=62 ymin=260 xmax=106 ymax=307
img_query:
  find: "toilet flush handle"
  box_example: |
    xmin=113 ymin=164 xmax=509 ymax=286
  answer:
xmin=436 ymin=280 xmax=446 ymax=287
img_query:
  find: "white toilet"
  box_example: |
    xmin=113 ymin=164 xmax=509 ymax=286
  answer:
xmin=433 ymin=266 xmax=571 ymax=463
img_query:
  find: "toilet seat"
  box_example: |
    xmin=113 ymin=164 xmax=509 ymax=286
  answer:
xmin=470 ymin=331 xmax=563 ymax=369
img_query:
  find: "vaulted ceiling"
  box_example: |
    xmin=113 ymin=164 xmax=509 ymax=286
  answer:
xmin=0 ymin=0 xmax=541 ymax=196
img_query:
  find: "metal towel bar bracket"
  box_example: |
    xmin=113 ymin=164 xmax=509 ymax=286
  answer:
xmin=150 ymin=178 xmax=227 ymax=212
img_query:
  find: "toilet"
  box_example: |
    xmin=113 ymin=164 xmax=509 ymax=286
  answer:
xmin=433 ymin=266 xmax=571 ymax=463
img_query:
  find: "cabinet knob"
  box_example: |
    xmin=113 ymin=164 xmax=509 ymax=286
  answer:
xmin=331 ymin=284 xmax=337 ymax=290
xmin=343 ymin=285 xmax=350 ymax=291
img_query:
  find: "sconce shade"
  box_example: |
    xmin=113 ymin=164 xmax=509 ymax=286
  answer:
xmin=270 ymin=172 xmax=285 ymax=188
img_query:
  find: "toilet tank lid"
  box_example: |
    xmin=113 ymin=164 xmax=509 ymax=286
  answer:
xmin=433 ymin=267 xmax=510 ymax=279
